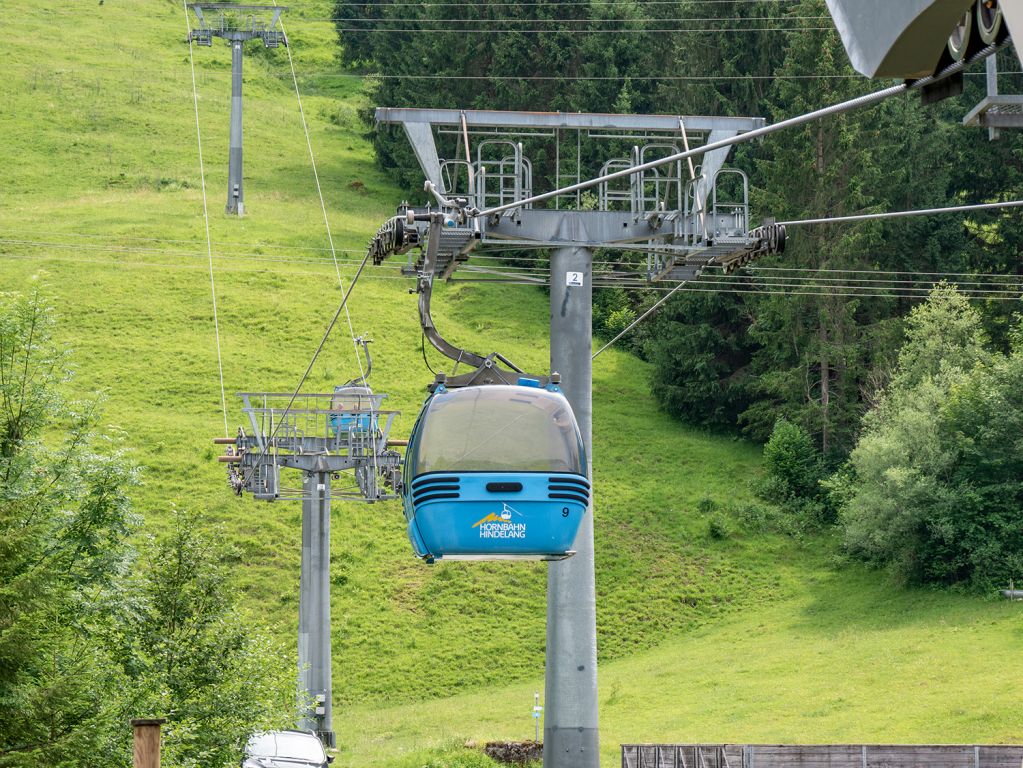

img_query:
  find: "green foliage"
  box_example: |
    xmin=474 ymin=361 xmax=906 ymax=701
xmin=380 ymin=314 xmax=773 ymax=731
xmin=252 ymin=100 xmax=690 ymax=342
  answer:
xmin=604 ymin=307 xmax=637 ymax=338
xmin=648 ymin=292 xmax=754 ymax=430
xmin=127 ymin=511 xmax=300 ymax=768
xmin=707 ymin=514 xmax=731 ymax=540
xmin=731 ymin=500 xmax=786 ymax=535
xmin=761 ymin=419 xmax=823 ymax=501
xmin=888 ymin=284 xmax=991 ymax=393
xmin=695 ymin=497 xmax=717 ymax=515
xmin=754 ymin=418 xmax=834 ymax=527
xmin=336 ymin=0 xmax=663 ymax=195
xmin=0 ymin=290 xmax=67 ymax=458
xmin=933 ymin=355 xmax=1023 ymax=584
xmin=841 ymin=287 xmax=1023 ymax=588
xmin=644 ymin=3 xmax=899 ymax=447
xmin=0 ymin=293 xmax=296 ymax=768
xmin=385 ymin=744 xmax=504 ymax=768
xmin=593 ymin=286 xmax=638 ymax=346
xmin=0 ymin=290 xmax=137 ymax=768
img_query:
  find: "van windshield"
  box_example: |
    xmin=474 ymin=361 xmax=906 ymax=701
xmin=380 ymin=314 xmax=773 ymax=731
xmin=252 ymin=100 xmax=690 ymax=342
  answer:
xmin=247 ymin=732 xmax=326 ymax=762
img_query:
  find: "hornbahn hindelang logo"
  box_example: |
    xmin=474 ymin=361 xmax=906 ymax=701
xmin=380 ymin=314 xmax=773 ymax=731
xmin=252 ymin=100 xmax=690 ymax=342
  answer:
xmin=472 ymin=503 xmax=527 ymax=539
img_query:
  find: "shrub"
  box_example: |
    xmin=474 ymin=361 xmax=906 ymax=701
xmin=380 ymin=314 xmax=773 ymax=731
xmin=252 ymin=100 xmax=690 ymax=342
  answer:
xmin=695 ymin=497 xmax=718 ymax=515
xmin=761 ymin=419 xmax=823 ymax=501
xmin=839 ymin=287 xmax=1023 ymax=589
xmin=733 ymin=501 xmax=774 ymax=533
xmin=707 ymin=514 xmax=730 ymax=540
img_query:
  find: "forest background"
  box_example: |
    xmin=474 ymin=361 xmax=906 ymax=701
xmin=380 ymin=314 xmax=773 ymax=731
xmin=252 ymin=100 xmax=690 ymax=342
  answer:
xmin=338 ymin=0 xmax=1023 ymax=448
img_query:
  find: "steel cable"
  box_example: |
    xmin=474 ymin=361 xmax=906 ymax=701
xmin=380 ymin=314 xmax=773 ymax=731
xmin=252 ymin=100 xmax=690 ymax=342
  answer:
xmin=183 ymin=0 xmax=229 ymax=437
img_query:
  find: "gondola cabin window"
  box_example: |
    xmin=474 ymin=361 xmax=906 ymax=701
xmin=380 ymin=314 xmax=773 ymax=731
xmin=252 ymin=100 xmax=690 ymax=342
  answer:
xmin=414 ymin=386 xmax=584 ymax=474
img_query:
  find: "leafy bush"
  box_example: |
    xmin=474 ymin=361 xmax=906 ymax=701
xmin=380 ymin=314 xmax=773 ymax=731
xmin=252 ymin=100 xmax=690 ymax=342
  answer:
xmin=729 ymin=500 xmax=808 ymax=538
xmin=707 ymin=514 xmax=731 ymax=540
xmin=604 ymin=307 xmax=637 ymax=338
xmin=749 ymin=474 xmax=790 ymax=507
xmin=840 ymin=288 xmax=1023 ymax=589
xmin=695 ymin=497 xmax=718 ymax=515
xmin=593 ymin=286 xmax=643 ymax=354
xmin=749 ymin=419 xmax=834 ymax=527
xmin=732 ymin=501 xmax=774 ymax=533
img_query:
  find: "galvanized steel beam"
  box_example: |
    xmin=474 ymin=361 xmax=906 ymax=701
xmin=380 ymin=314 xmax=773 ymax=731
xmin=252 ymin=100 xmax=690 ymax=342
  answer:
xmin=546 ymin=245 xmax=599 ymax=768
xmin=299 ymin=471 xmax=335 ymax=747
xmin=376 ymin=107 xmax=764 ymax=134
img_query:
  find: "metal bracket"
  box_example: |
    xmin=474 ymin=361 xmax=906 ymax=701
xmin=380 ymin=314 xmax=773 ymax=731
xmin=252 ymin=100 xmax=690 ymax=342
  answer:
xmin=415 ymin=213 xmax=546 ymax=387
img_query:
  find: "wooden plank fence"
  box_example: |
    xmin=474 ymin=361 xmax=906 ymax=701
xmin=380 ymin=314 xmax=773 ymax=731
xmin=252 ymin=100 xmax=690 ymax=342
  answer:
xmin=622 ymin=745 xmax=1023 ymax=768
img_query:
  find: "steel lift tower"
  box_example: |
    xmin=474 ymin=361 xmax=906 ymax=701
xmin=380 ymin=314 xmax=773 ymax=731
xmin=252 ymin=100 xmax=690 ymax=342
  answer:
xmin=366 ymin=108 xmax=783 ymax=768
xmin=215 ymin=362 xmax=402 ymax=747
xmin=187 ymin=4 xmax=287 ymax=215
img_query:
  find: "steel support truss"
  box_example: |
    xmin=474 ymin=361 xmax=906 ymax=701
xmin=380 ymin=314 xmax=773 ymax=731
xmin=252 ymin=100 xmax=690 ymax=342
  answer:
xmin=188 ymin=3 xmax=287 ymax=47
xmin=216 ymin=392 xmax=401 ymax=748
xmin=369 ymin=107 xmax=785 ymax=285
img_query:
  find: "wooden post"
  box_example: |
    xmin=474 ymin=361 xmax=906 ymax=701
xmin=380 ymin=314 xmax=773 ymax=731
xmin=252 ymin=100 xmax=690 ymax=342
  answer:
xmin=131 ymin=718 xmax=166 ymax=768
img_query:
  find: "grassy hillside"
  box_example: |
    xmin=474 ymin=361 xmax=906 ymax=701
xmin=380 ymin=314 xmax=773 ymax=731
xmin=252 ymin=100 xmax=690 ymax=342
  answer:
xmin=2 ymin=3 xmax=1021 ymax=768
xmin=341 ymin=565 xmax=1023 ymax=766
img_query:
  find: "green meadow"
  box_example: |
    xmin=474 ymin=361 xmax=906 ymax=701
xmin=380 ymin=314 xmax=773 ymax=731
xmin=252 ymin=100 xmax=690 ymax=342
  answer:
xmin=1 ymin=2 xmax=1020 ymax=766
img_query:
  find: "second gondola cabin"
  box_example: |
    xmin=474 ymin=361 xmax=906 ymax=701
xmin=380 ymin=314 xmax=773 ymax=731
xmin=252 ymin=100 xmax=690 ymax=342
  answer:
xmin=402 ymin=378 xmax=589 ymax=563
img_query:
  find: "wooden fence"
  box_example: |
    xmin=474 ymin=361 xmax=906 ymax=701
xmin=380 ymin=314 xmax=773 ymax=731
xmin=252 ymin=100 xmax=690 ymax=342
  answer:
xmin=622 ymin=744 xmax=1023 ymax=768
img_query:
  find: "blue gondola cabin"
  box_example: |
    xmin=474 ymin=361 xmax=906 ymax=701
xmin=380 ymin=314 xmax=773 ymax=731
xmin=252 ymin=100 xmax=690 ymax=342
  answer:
xmin=329 ymin=385 xmax=377 ymax=436
xmin=402 ymin=379 xmax=590 ymax=562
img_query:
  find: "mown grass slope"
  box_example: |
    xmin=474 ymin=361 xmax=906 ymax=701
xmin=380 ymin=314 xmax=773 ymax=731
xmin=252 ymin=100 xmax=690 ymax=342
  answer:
xmin=2 ymin=3 xmax=1021 ymax=767
xmin=341 ymin=563 xmax=1023 ymax=767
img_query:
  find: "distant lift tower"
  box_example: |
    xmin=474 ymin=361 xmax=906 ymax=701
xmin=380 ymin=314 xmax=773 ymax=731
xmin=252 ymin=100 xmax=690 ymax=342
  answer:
xmin=215 ymin=347 xmax=402 ymax=747
xmin=187 ymin=4 xmax=287 ymax=215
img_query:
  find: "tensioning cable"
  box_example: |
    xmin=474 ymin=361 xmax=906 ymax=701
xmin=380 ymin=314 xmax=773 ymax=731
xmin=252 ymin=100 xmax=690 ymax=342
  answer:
xmin=593 ymin=196 xmax=1023 ymax=354
xmin=474 ymin=42 xmax=1006 ymax=219
xmin=276 ymin=4 xmax=380 ymax=489
xmin=183 ymin=0 xmax=229 ymax=437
